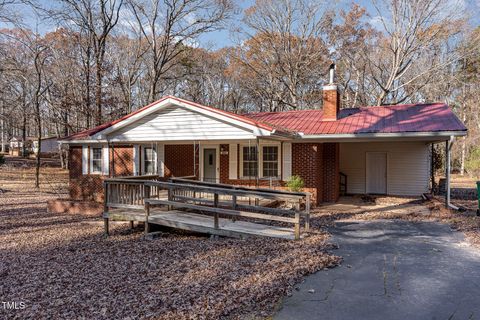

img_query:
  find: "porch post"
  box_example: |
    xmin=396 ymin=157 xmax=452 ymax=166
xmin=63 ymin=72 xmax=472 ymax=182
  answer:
xmin=256 ymin=137 xmax=260 ymax=188
xmin=445 ymin=138 xmax=451 ymax=208
xmin=431 ymin=144 xmax=435 ymax=194
xmin=111 ymin=142 xmax=115 ymax=177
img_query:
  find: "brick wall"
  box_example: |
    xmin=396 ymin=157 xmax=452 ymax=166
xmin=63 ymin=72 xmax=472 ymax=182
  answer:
xmin=322 ymin=143 xmax=339 ymax=202
xmin=291 ymin=143 xmax=323 ymax=204
xmin=111 ymin=145 xmax=133 ymax=176
xmin=164 ymin=144 xmax=199 ymax=178
xmin=69 ymin=146 xmax=104 ymax=202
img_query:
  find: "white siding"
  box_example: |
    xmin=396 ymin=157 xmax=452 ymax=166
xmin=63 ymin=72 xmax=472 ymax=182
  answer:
xmin=157 ymin=143 xmax=165 ymax=177
xmin=228 ymin=144 xmax=238 ymax=179
xmin=81 ymin=145 xmax=88 ymax=175
xmin=339 ymin=142 xmax=430 ymax=196
xmin=282 ymin=142 xmax=292 ymax=180
xmin=109 ymin=106 xmax=256 ymax=142
xmin=102 ymin=145 xmax=109 ymax=176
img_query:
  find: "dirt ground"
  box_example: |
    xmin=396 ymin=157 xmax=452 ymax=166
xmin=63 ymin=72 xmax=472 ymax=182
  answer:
xmin=0 ymin=165 xmax=339 ymax=319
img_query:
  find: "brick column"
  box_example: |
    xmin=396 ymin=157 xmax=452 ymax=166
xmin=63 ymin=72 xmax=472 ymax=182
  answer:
xmin=292 ymin=143 xmax=323 ymax=205
xmin=322 ymin=143 xmax=340 ymax=202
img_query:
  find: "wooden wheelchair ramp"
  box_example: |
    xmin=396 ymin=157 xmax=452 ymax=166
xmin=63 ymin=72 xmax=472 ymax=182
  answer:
xmin=103 ymin=177 xmax=311 ymax=240
xmin=105 ymin=209 xmax=300 ymax=240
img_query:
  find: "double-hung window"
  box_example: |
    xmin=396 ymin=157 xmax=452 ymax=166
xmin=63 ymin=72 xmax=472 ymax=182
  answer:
xmin=262 ymin=146 xmax=278 ymax=177
xmin=240 ymin=145 xmax=279 ymax=178
xmin=242 ymin=146 xmax=258 ymax=177
xmin=143 ymin=147 xmax=156 ymax=175
xmin=90 ymin=147 xmax=102 ymax=174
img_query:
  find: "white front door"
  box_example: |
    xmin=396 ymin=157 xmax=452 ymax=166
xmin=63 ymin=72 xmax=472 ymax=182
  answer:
xmin=366 ymin=152 xmax=387 ymax=194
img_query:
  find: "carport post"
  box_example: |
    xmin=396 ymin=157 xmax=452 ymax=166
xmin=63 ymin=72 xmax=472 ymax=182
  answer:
xmin=445 ymin=137 xmax=452 ymax=208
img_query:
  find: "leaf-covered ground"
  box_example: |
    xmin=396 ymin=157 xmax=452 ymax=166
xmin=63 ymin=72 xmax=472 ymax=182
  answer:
xmin=0 ymin=165 xmax=340 ymax=319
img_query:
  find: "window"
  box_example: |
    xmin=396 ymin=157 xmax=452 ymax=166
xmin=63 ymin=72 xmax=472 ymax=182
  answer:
xmin=242 ymin=146 xmax=258 ymax=177
xmin=262 ymin=146 xmax=278 ymax=177
xmin=143 ymin=147 xmax=156 ymax=175
xmin=90 ymin=148 xmax=102 ymax=174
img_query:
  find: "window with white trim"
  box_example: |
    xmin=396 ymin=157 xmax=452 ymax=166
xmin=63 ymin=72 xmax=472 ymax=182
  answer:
xmin=242 ymin=146 xmax=258 ymax=177
xmin=90 ymin=147 xmax=102 ymax=174
xmin=262 ymin=146 xmax=279 ymax=177
xmin=143 ymin=146 xmax=156 ymax=175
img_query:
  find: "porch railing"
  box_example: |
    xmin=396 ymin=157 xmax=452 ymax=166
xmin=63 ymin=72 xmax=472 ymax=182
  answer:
xmin=103 ymin=177 xmax=311 ymax=239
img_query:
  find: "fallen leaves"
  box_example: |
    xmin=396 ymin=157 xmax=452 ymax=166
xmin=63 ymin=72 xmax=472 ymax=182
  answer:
xmin=0 ymin=167 xmax=340 ymax=319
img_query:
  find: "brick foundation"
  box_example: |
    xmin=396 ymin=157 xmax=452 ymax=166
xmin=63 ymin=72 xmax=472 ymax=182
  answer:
xmin=47 ymin=199 xmax=103 ymax=215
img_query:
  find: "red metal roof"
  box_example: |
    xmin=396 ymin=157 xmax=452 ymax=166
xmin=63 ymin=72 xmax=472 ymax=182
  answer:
xmin=244 ymin=103 xmax=466 ymax=135
xmin=63 ymin=99 xmax=466 ymax=141
xmin=62 ymin=96 xmax=277 ymax=140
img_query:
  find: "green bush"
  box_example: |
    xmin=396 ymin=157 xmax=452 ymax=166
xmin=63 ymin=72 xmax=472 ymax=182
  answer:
xmin=286 ymin=175 xmax=304 ymax=192
xmin=0 ymin=154 xmax=4 ymax=165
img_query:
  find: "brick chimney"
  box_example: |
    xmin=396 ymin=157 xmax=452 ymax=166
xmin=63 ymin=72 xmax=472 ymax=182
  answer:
xmin=322 ymin=64 xmax=340 ymax=121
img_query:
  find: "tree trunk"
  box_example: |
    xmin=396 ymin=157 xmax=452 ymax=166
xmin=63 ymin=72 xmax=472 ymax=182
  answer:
xmin=35 ymin=135 xmax=41 ymax=188
xmin=0 ymin=102 xmax=5 ymax=153
xmin=95 ymin=57 xmax=103 ymax=126
xmin=22 ymin=114 xmax=27 ymax=158
xmin=85 ymin=46 xmax=92 ymax=128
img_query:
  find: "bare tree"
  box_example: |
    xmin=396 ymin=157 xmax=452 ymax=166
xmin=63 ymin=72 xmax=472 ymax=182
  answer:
xmin=235 ymin=0 xmax=332 ymax=111
xmin=366 ymin=0 xmax=474 ymax=105
xmin=52 ymin=0 xmax=123 ymax=125
xmin=127 ymin=0 xmax=232 ymax=102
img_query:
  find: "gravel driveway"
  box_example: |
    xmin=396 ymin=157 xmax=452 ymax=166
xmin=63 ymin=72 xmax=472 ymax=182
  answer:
xmin=275 ymin=220 xmax=480 ymax=320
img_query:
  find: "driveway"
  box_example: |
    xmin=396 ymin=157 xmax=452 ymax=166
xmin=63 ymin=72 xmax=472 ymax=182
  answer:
xmin=275 ymin=220 xmax=480 ymax=320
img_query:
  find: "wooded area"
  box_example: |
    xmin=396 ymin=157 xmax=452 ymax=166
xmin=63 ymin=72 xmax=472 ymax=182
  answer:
xmin=0 ymin=0 xmax=479 ymax=180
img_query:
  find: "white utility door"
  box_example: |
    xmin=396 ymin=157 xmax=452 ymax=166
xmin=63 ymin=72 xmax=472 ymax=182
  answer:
xmin=366 ymin=152 xmax=387 ymax=194
xmin=203 ymin=148 xmax=217 ymax=183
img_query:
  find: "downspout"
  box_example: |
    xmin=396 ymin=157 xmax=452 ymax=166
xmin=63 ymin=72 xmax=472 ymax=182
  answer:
xmin=445 ymin=136 xmax=458 ymax=210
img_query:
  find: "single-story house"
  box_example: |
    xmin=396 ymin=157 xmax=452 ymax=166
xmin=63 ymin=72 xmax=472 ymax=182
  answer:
xmin=32 ymin=136 xmax=59 ymax=155
xmin=59 ymin=83 xmax=467 ymax=205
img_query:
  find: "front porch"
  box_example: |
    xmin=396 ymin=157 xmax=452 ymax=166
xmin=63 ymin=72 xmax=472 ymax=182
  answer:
xmin=96 ymin=140 xmax=342 ymax=206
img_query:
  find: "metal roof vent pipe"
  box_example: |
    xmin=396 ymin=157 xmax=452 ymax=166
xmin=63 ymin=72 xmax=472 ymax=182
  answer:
xmin=322 ymin=63 xmax=340 ymax=121
xmin=329 ymin=63 xmax=336 ymax=84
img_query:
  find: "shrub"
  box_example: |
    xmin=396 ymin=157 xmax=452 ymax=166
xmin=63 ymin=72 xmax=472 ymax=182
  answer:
xmin=286 ymin=175 xmax=304 ymax=192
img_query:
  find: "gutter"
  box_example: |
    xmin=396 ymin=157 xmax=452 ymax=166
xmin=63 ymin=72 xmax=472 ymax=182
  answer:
xmin=297 ymin=131 xmax=467 ymax=140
